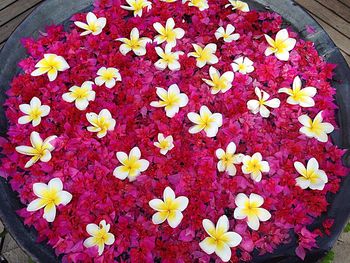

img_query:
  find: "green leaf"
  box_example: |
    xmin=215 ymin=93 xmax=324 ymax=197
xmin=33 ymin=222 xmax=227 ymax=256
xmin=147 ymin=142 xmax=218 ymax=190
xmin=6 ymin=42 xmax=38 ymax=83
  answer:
xmin=321 ymin=250 xmax=335 ymax=263
xmin=344 ymin=222 xmax=350 ymax=233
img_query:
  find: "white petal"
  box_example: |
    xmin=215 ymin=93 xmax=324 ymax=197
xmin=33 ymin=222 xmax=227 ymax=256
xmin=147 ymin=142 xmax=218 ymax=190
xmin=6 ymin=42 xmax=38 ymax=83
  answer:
xmin=296 ymin=177 xmax=310 ymax=189
xmin=216 ymin=215 xmax=229 ymax=233
xmin=129 ymin=147 xmax=141 ymax=159
xmin=48 ymin=178 xmax=63 ymax=192
xmin=163 ymin=186 xmax=175 ymax=201
xmin=113 ymin=166 xmax=129 ymax=180
xmin=307 ymin=158 xmax=319 ymax=171
xmin=202 ymin=219 xmax=216 ymax=237
xmin=249 ymin=193 xmax=264 ymax=207
xmin=27 ymin=198 xmax=45 ymax=212
xmin=18 ymin=116 xmax=32 ymax=125
xmin=215 ymin=241 xmax=232 ymax=262
xmin=247 ymin=215 xmax=260 ymax=230
xmin=257 ymin=208 xmax=271 ymax=222
xmin=215 ymin=148 xmax=225 ymax=159
xmin=86 ymin=223 xmax=99 ymax=236
xmin=33 ymin=183 xmax=48 ymax=198
xmin=167 ymin=211 xmax=183 ymax=228
xmin=58 ymin=191 xmax=72 ymax=205
xmin=221 ymin=232 xmax=242 ymax=247
xmin=83 ymin=237 xmax=96 ymax=248
xmin=174 ymin=196 xmax=189 ymax=212
xmin=199 ymin=237 xmax=216 ymax=255
xmin=235 ymin=193 xmax=248 ymax=207
xmin=149 ymin=199 xmax=165 ymax=211
xmin=43 ymin=204 xmax=56 ymax=222
xmin=152 ymin=211 xmax=168 ymax=224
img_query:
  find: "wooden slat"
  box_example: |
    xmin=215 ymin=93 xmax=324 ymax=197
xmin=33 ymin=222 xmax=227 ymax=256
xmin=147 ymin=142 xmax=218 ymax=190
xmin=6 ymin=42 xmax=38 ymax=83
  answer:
xmin=0 ymin=0 xmax=16 ymax=11
xmin=338 ymin=0 xmax=350 ymax=9
xmin=0 ymin=42 xmax=4 ymax=51
xmin=0 ymin=7 xmax=34 ymax=44
xmin=0 ymin=0 xmax=43 ymax=27
xmin=296 ymin=0 xmax=350 ymax=37
xmin=315 ymin=0 xmax=350 ymax=23
xmin=340 ymin=50 xmax=350 ymax=67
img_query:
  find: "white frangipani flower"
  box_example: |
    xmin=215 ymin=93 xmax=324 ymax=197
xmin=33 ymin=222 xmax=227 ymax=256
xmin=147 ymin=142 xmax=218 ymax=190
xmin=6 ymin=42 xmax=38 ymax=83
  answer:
xmin=150 ymin=84 xmax=188 ymax=118
xmin=216 ymin=142 xmax=244 ymax=176
xmin=202 ymin=66 xmax=234 ymax=94
xmin=183 ymin=0 xmax=209 ymax=11
xmin=225 ymin=0 xmax=250 ymax=12
xmin=234 ymin=193 xmax=271 ymax=230
xmin=18 ymin=97 xmax=50 ymax=127
xmin=15 ymin=131 xmax=57 ymax=168
xmin=264 ymin=29 xmax=296 ymax=61
xmin=86 ymin=109 xmax=116 ymax=138
xmin=199 ymin=215 xmax=242 ymax=262
xmin=27 ymin=178 xmax=72 ymax=222
xmin=95 ymin=67 xmax=122 ymax=89
xmin=187 ymin=106 xmax=223 ymax=137
xmin=154 ymin=133 xmax=174 ymax=155
xmin=215 ymin=24 xmax=240 ymax=43
xmin=120 ymin=0 xmax=152 ymax=17
xmin=117 ymin=27 xmax=152 ymax=56
xmin=153 ymin=18 xmax=185 ymax=47
xmin=31 ymin=54 xmax=69 ymax=82
xmin=149 ymin=186 xmax=189 ymax=228
xmin=294 ymin=158 xmax=328 ymax=190
xmin=241 ymin=152 xmax=270 ymax=182
xmin=298 ymin=111 xmax=334 ymax=143
xmin=154 ymin=44 xmax=184 ymax=71
xmin=83 ymin=220 xmax=115 ymax=256
xmin=113 ymin=147 xmax=150 ymax=182
xmin=62 ymin=81 xmax=96 ymax=111
xmin=247 ymin=87 xmax=280 ymax=118
xmin=188 ymin=43 xmax=218 ymax=68
xmin=231 ymin=56 xmax=254 ymax=74
xmin=74 ymin=12 xmax=107 ymax=36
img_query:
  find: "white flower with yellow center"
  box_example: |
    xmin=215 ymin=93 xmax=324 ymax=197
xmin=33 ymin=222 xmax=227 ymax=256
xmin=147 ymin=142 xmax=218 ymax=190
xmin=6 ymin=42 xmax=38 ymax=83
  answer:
xmin=154 ymin=44 xmax=184 ymax=71
xmin=121 ymin=0 xmax=152 ymax=17
xmin=231 ymin=56 xmax=254 ymax=74
xmin=62 ymin=81 xmax=96 ymax=111
xmin=187 ymin=106 xmax=223 ymax=137
xmin=153 ymin=18 xmax=185 ymax=47
xmin=216 ymin=142 xmax=244 ymax=176
xmin=154 ymin=133 xmax=174 ymax=155
xmin=149 ymin=186 xmax=189 ymax=228
xmin=202 ymin=66 xmax=234 ymax=94
xmin=74 ymin=12 xmax=107 ymax=36
xmin=15 ymin=132 xmax=57 ymax=168
xmin=278 ymin=76 xmax=317 ymax=107
xmin=199 ymin=215 xmax=242 ymax=262
xmin=298 ymin=111 xmax=334 ymax=143
xmin=95 ymin=67 xmax=122 ymax=89
xmin=86 ymin=109 xmax=116 ymax=138
xmin=83 ymin=220 xmax=115 ymax=256
xmin=234 ymin=193 xmax=271 ymax=230
xmin=27 ymin=178 xmax=72 ymax=222
xmin=31 ymin=54 xmax=70 ymax=82
xmin=113 ymin=147 xmax=150 ymax=182
xmin=161 ymin=0 xmax=177 ymax=2
xmin=225 ymin=0 xmax=249 ymax=12
xmin=264 ymin=29 xmax=296 ymax=61
xmin=150 ymin=84 xmax=188 ymax=118
xmin=184 ymin=0 xmax=209 ymax=11
xmin=18 ymin=97 xmax=50 ymax=127
xmin=294 ymin=158 xmax=328 ymax=190
xmin=117 ymin=28 xmax=152 ymax=56
xmin=247 ymin=87 xmax=281 ymax=118
xmin=188 ymin=43 xmax=218 ymax=68
xmin=242 ymin=153 xmax=270 ymax=182
xmin=215 ymin=24 xmax=240 ymax=43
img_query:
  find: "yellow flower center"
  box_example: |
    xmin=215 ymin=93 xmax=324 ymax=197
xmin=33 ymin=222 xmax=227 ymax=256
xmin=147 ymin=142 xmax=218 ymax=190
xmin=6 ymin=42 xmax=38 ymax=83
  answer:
xmin=123 ymin=157 xmax=141 ymax=173
xmin=309 ymin=119 xmax=322 ymax=135
xmin=159 ymin=140 xmax=170 ymax=150
xmin=197 ymin=48 xmax=211 ymax=62
xmin=101 ymin=70 xmax=115 ymax=81
xmin=162 ymin=53 xmax=176 ymax=64
xmin=242 ymin=201 xmax=259 ymax=217
xmin=191 ymin=0 xmax=206 ymax=8
xmin=246 ymin=158 xmax=262 ymax=173
xmin=164 ymin=29 xmax=176 ymax=42
xmin=212 ymin=75 xmax=228 ymax=91
xmin=40 ymin=188 xmax=61 ymax=207
xmin=133 ymin=0 xmax=146 ymax=11
xmin=93 ymin=227 xmax=109 ymax=246
xmin=163 ymin=92 xmax=180 ymax=107
xmin=238 ymin=63 xmax=246 ymax=71
xmin=273 ymin=40 xmax=287 ymax=54
xmin=29 ymin=107 xmax=42 ymax=120
xmin=72 ymin=87 xmax=90 ymax=99
xmin=88 ymin=21 xmax=98 ymax=33
xmin=221 ymin=153 xmax=234 ymax=167
xmin=127 ymin=39 xmax=141 ymax=49
xmin=95 ymin=116 xmax=111 ymax=133
xmin=44 ymin=57 xmax=61 ymax=71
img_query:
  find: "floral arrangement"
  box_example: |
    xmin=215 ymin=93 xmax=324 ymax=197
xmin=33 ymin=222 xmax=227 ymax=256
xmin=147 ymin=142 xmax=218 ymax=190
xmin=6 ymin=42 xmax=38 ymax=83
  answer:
xmin=0 ymin=0 xmax=348 ymax=262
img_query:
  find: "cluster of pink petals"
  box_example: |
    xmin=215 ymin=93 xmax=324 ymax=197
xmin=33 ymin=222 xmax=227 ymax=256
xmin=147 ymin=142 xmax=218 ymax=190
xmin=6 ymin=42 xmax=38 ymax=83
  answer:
xmin=0 ymin=0 xmax=348 ymax=262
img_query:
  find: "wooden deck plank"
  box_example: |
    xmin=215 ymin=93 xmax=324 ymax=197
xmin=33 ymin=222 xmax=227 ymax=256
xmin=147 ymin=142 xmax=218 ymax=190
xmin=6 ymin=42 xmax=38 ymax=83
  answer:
xmin=0 ymin=0 xmax=43 ymax=27
xmin=0 ymin=0 xmax=17 ymax=11
xmin=295 ymin=0 xmax=350 ymax=37
xmin=340 ymin=50 xmax=350 ymax=66
xmin=315 ymin=0 xmax=350 ymax=23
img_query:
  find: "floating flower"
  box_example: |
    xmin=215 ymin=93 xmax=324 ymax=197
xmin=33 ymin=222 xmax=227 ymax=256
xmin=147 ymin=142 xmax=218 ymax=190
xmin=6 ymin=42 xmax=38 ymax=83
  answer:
xmin=234 ymin=193 xmax=271 ymax=230
xmin=294 ymin=158 xmax=328 ymax=190
xmin=278 ymin=76 xmax=317 ymax=107
xmin=154 ymin=133 xmax=174 ymax=155
xmin=183 ymin=0 xmax=209 ymax=11
xmin=150 ymin=84 xmax=188 ymax=118
xmin=153 ymin=18 xmax=185 ymax=47
xmin=161 ymin=0 xmax=177 ymax=2
xmin=247 ymin=87 xmax=280 ymax=118
xmin=95 ymin=67 xmax=122 ymax=89
xmin=225 ymin=0 xmax=250 ymax=12
xmin=188 ymin=43 xmax=218 ymax=68
xmin=18 ymin=97 xmax=50 ymax=127
xmin=231 ymin=56 xmax=254 ymax=74
xmin=149 ymin=186 xmax=189 ymax=228
xmin=15 ymin=132 xmax=57 ymax=168
xmin=83 ymin=220 xmax=115 ymax=256
xmin=27 ymin=178 xmax=72 ymax=222
xmin=216 ymin=142 xmax=244 ymax=176
xmin=264 ymin=29 xmax=296 ymax=61
xmin=215 ymin=24 xmax=240 ymax=42
xmin=113 ymin=147 xmax=149 ymax=182
xmin=298 ymin=111 xmax=334 ymax=143
xmin=187 ymin=106 xmax=223 ymax=137
xmin=31 ymin=54 xmax=69 ymax=82
xmin=199 ymin=215 xmax=242 ymax=262
xmin=242 ymin=153 xmax=270 ymax=182
xmin=202 ymin=66 xmax=234 ymax=94
xmin=154 ymin=44 xmax=184 ymax=71
xmin=74 ymin=12 xmax=107 ymax=36
xmin=86 ymin=109 xmax=116 ymax=138
xmin=120 ymin=0 xmax=152 ymax=17
xmin=117 ymin=28 xmax=152 ymax=56
xmin=62 ymin=81 xmax=96 ymax=111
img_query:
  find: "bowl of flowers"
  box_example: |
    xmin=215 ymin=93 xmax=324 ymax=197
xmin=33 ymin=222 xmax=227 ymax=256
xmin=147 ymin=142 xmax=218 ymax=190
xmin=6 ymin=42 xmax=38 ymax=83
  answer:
xmin=0 ymin=0 xmax=349 ymax=262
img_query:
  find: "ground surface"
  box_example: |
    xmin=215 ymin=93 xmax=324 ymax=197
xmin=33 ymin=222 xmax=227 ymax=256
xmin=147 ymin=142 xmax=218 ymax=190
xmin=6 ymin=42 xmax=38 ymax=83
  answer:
xmin=0 ymin=0 xmax=349 ymax=262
